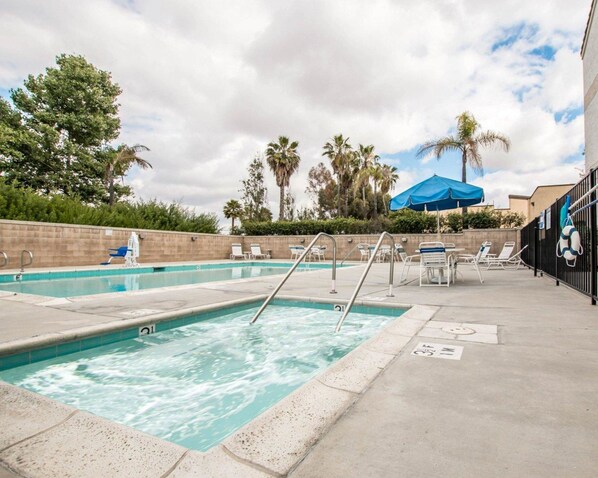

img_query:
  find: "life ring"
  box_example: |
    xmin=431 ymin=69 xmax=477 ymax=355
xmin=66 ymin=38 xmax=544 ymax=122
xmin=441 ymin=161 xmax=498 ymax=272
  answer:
xmin=558 ymin=225 xmax=583 ymax=263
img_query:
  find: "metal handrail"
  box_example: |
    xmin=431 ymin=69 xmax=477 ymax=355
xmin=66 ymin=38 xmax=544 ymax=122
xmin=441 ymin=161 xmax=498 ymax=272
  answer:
xmin=335 ymin=232 xmax=395 ymax=332
xmin=20 ymin=250 xmax=33 ymax=271
xmin=0 ymin=252 xmax=7 ymax=268
xmin=340 ymin=243 xmax=361 ymax=265
xmin=250 ymin=233 xmax=338 ymax=324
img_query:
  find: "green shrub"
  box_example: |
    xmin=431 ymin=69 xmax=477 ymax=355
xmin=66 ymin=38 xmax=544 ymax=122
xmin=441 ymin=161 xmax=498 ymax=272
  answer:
xmin=0 ymin=180 xmax=220 ymax=233
xmin=388 ymin=209 xmax=437 ymax=233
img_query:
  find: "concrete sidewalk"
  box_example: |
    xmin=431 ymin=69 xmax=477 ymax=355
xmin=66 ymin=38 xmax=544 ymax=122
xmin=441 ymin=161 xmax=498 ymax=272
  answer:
xmin=0 ymin=264 xmax=597 ymax=476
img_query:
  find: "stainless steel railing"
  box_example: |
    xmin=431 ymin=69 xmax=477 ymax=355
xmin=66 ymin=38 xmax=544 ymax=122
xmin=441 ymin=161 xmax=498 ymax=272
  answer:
xmin=335 ymin=232 xmax=395 ymax=332
xmin=250 ymin=233 xmax=338 ymax=324
xmin=0 ymin=252 xmax=7 ymax=268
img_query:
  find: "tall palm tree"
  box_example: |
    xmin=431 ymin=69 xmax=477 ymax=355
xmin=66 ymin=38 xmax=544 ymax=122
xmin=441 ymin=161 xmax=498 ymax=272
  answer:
xmin=105 ymin=144 xmax=152 ymax=206
xmin=379 ymin=164 xmax=399 ymax=214
xmin=265 ymin=136 xmax=300 ymax=221
xmin=322 ymin=134 xmax=354 ymax=217
xmin=223 ymin=199 xmax=244 ymax=232
xmin=416 ymin=112 xmax=510 ymax=212
xmin=354 ymin=144 xmax=379 ymax=204
xmin=369 ymin=163 xmax=385 ymax=218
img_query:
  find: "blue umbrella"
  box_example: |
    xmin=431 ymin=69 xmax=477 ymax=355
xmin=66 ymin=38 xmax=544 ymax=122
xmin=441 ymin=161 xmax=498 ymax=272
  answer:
xmin=389 ymin=174 xmax=485 ymax=237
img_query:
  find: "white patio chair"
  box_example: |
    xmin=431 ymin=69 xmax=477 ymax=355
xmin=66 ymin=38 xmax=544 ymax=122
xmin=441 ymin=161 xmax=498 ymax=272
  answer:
xmin=455 ymin=242 xmax=487 ymax=284
xmin=230 ymin=243 xmax=246 ymax=260
xmin=289 ymin=245 xmax=305 ymax=260
xmin=395 ymin=244 xmax=417 ymax=282
xmin=419 ymin=242 xmax=454 ymax=287
xmin=250 ymin=244 xmax=268 ymax=260
xmin=357 ymin=243 xmax=370 ymax=262
xmin=483 ymin=241 xmax=515 ymax=269
xmin=376 ymin=244 xmax=392 ymax=262
xmin=486 ymin=244 xmax=528 ymax=270
xmin=309 ymin=245 xmax=326 ymax=261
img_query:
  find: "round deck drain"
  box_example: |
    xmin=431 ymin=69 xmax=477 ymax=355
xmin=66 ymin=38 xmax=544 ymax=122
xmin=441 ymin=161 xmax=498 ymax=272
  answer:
xmin=442 ymin=326 xmax=476 ymax=335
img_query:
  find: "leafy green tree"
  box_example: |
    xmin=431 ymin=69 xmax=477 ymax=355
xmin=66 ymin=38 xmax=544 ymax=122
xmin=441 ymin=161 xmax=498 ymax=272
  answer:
xmin=306 ymin=162 xmax=336 ymax=219
xmin=416 ymin=112 xmax=510 ymax=212
xmin=322 ymin=134 xmax=355 ymax=217
xmin=354 ymin=144 xmax=379 ymax=211
xmin=379 ymin=163 xmax=399 ymax=214
xmin=104 ymin=144 xmax=152 ymax=206
xmin=223 ymin=199 xmax=244 ymax=232
xmin=3 ymin=54 xmax=122 ymax=202
xmin=265 ymin=136 xmax=300 ymax=221
xmin=240 ymin=154 xmax=271 ymax=221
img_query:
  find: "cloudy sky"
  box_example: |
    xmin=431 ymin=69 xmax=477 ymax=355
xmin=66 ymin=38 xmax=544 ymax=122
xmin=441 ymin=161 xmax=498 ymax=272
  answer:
xmin=0 ymin=0 xmax=591 ymax=227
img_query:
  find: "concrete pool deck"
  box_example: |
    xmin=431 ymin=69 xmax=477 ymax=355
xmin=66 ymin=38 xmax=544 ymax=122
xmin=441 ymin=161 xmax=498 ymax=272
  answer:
xmin=0 ymin=262 xmax=597 ymax=476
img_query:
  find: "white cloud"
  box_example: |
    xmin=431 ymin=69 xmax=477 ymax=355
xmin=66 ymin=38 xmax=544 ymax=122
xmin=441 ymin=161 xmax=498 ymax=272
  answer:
xmin=0 ymin=0 xmax=590 ymax=226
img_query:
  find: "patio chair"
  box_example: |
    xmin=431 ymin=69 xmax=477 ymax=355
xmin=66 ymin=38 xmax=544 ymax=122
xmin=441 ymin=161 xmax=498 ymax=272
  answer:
xmin=289 ymin=245 xmax=305 ymax=260
xmin=459 ymin=241 xmax=492 ymax=264
xmin=419 ymin=242 xmax=454 ymax=287
xmin=357 ymin=243 xmax=370 ymax=262
xmin=486 ymin=244 xmax=528 ymax=270
xmin=230 ymin=243 xmax=246 ymax=260
xmin=250 ymin=244 xmax=268 ymax=259
xmin=309 ymin=245 xmax=326 ymax=261
xmin=375 ymin=244 xmax=392 ymax=262
xmin=395 ymin=244 xmax=417 ymax=282
xmin=100 ymin=246 xmax=130 ymax=265
xmin=483 ymin=241 xmax=515 ymax=269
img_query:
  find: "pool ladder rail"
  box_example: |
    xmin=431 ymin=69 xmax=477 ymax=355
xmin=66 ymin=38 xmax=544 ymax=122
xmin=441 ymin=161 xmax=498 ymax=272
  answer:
xmin=15 ymin=250 xmax=33 ymax=281
xmin=249 ymin=233 xmax=338 ymax=325
xmin=335 ymin=232 xmax=396 ymax=332
xmin=0 ymin=251 xmax=7 ymax=268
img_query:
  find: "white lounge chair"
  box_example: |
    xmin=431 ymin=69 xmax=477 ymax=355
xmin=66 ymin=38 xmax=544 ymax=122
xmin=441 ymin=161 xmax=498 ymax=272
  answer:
xmin=486 ymin=244 xmax=528 ymax=270
xmin=419 ymin=242 xmax=454 ymax=287
xmin=230 ymin=243 xmax=246 ymax=260
xmin=483 ymin=241 xmax=515 ymax=269
xmin=376 ymin=244 xmax=392 ymax=262
xmin=250 ymin=244 xmax=268 ymax=259
xmin=455 ymin=242 xmax=488 ymax=284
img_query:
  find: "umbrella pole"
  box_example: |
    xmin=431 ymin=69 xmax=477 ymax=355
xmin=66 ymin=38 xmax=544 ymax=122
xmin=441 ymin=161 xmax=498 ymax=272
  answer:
xmin=437 ymin=209 xmax=441 ymax=242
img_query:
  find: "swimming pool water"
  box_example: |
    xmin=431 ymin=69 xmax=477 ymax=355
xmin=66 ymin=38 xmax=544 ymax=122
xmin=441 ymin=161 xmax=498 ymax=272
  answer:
xmin=0 ymin=302 xmax=403 ymax=451
xmin=0 ymin=262 xmax=332 ymax=298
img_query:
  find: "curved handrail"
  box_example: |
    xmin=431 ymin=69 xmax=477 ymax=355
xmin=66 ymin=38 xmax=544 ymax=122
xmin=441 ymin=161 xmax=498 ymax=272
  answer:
xmin=250 ymin=233 xmax=337 ymax=324
xmin=20 ymin=250 xmax=33 ymax=271
xmin=335 ymin=232 xmax=395 ymax=332
xmin=0 ymin=252 xmax=7 ymax=268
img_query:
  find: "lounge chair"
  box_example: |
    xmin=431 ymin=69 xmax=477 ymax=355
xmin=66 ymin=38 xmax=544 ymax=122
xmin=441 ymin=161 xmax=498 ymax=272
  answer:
xmin=230 ymin=243 xmax=246 ymax=260
xmin=455 ymin=242 xmax=488 ymax=284
xmin=290 ymin=245 xmax=305 ymax=260
xmin=250 ymin=244 xmax=268 ymax=259
xmin=395 ymin=244 xmax=417 ymax=282
xmin=100 ymin=246 xmax=130 ymax=265
xmin=419 ymin=242 xmax=454 ymax=287
xmin=485 ymin=244 xmax=528 ymax=270
xmin=376 ymin=245 xmax=392 ymax=262
xmin=482 ymin=241 xmax=515 ymax=269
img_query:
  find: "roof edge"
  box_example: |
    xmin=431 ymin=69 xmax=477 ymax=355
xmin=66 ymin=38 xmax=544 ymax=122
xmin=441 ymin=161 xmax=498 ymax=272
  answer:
xmin=582 ymin=0 xmax=597 ymax=59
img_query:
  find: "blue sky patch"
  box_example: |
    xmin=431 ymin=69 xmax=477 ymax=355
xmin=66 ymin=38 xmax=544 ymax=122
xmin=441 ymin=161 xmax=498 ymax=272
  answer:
xmin=529 ymin=45 xmax=557 ymax=61
xmin=554 ymin=106 xmax=583 ymax=123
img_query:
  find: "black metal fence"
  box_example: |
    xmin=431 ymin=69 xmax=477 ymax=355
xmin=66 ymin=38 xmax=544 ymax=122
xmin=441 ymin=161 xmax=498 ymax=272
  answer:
xmin=520 ymin=169 xmax=597 ymax=304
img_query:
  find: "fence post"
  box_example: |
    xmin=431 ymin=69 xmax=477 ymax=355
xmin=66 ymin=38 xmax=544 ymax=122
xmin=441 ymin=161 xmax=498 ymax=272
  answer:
xmin=534 ymin=224 xmax=538 ymax=277
xmin=590 ymin=170 xmax=597 ymax=305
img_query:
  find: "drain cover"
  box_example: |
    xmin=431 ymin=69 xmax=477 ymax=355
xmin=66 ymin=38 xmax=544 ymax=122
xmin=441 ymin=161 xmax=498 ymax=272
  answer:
xmin=442 ymin=326 xmax=476 ymax=335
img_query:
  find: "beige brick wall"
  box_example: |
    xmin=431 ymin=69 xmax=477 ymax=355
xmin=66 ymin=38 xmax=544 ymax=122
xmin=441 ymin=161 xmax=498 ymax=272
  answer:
xmin=0 ymin=219 xmax=520 ymax=268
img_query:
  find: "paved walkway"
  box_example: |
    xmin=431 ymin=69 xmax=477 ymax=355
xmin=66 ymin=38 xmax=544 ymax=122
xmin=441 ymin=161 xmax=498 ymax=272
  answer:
xmin=1 ymin=263 xmax=597 ymax=476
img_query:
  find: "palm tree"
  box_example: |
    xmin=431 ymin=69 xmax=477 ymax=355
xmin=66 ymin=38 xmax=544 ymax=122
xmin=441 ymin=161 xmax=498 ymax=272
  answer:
xmin=416 ymin=112 xmax=510 ymax=212
xmin=379 ymin=164 xmax=399 ymax=214
xmin=369 ymin=163 xmax=385 ymax=218
xmin=322 ymin=134 xmax=354 ymax=217
xmin=223 ymin=199 xmax=244 ymax=232
xmin=354 ymin=144 xmax=379 ymax=204
xmin=105 ymin=144 xmax=152 ymax=206
xmin=265 ymin=136 xmax=301 ymax=221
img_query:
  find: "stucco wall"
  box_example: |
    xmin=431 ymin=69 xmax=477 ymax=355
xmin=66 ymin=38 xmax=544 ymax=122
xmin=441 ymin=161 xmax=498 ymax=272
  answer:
xmin=584 ymin=0 xmax=598 ymax=172
xmin=0 ymin=219 xmax=520 ymax=269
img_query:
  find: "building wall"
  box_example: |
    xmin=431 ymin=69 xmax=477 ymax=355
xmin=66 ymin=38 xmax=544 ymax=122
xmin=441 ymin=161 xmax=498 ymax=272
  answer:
xmin=583 ymin=0 xmax=598 ymax=171
xmin=528 ymin=185 xmax=574 ymax=219
xmin=0 ymin=219 xmax=520 ymax=269
xmin=508 ymin=197 xmax=530 ymax=222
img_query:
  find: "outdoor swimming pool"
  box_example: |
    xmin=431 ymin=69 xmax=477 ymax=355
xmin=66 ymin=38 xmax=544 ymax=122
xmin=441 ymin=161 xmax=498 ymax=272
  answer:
xmin=0 ymin=262 xmax=337 ymax=298
xmin=0 ymin=300 xmax=406 ymax=451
